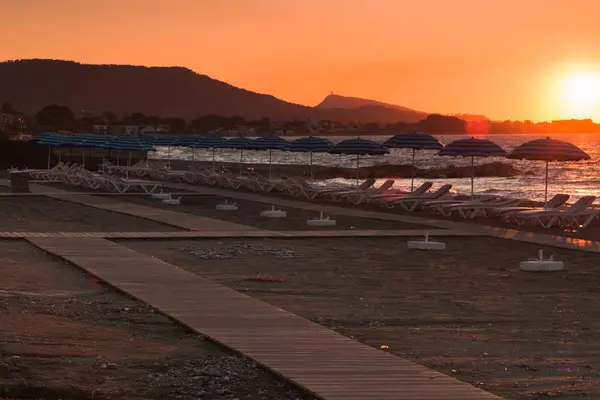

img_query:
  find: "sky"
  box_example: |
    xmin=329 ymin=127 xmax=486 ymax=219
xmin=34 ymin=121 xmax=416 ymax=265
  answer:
xmin=1 ymin=0 xmax=600 ymax=122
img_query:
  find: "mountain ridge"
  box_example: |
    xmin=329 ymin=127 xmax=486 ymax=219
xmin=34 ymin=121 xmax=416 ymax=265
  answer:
xmin=316 ymin=93 xmax=426 ymax=115
xmin=0 ymin=59 xmax=428 ymax=124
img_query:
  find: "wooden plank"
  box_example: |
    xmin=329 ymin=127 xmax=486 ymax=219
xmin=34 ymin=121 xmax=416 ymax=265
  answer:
xmin=25 ymin=236 xmax=501 ymax=400
xmin=22 ymin=183 xmax=260 ymax=232
xmin=0 ymin=230 xmax=482 ymax=240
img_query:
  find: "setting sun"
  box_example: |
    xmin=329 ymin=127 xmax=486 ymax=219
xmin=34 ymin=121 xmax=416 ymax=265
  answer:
xmin=559 ymin=71 xmax=600 ymax=118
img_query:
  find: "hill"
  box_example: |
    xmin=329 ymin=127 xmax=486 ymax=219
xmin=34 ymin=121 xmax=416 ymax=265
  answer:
xmin=316 ymin=94 xmax=427 ymax=123
xmin=0 ymin=59 xmax=429 ymax=124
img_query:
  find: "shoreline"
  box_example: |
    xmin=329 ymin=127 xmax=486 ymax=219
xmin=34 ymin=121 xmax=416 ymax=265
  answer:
xmin=150 ymin=158 xmax=519 ymax=180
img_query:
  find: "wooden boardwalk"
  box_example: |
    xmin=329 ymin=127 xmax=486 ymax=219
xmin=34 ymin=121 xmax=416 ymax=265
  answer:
xmin=44 ymin=192 xmax=260 ymax=232
xmin=0 ymin=229 xmax=479 ymax=239
xmin=26 ymin=236 xmax=501 ymax=400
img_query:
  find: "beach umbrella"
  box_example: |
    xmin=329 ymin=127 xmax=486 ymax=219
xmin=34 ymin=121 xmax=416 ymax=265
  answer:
xmin=383 ymin=132 xmax=444 ymax=191
xmin=103 ymin=138 xmax=156 ymax=169
xmin=218 ymin=137 xmax=255 ymax=176
xmin=171 ymin=135 xmax=205 ymax=166
xmin=507 ymin=137 xmax=590 ymax=207
xmin=190 ymin=136 xmax=226 ymax=172
xmin=251 ymin=135 xmax=290 ymax=179
xmin=328 ymin=138 xmax=389 ymax=184
xmin=151 ymin=135 xmax=178 ymax=167
xmin=36 ymin=135 xmax=69 ymax=168
xmin=288 ymin=136 xmax=334 ymax=180
xmin=438 ymin=137 xmax=506 ymax=198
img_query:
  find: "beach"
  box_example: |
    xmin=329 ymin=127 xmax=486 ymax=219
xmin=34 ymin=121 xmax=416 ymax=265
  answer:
xmin=126 ymin=237 xmax=600 ymax=399
xmin=0 ymin=196 xmax=180 ymax=232
xmin=0 ymin=240 xmax=311 ymax=400
xmin=1 ymin=174 xmax=600 ymax=399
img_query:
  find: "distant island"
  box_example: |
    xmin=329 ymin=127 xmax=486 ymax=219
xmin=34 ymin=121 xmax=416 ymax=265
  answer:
xmin=0 ymin=58 xmax=599 ymax=136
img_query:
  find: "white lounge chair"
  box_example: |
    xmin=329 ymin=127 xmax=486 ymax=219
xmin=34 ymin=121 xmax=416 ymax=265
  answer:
xmin=492 ymin=194 xmax=570 ymax=216
xmin=449 ymin=197 xmax=522 ymax=219
xmin=382 ymin=184 xmax=453 ymax=211
xmin=423 ymin=195 xmax=499 ymax=214
xmin=509 ymin=195 xmax=597 ymax=228
xmin=344 ymin=180 xmax=396 ymax=205
xmin=366 ymin=181 xmax=433 ymax=204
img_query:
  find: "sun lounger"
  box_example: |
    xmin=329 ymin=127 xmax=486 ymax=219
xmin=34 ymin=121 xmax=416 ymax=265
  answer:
xmin=242 ymin=171 xmax=278 ymax=192
xmin=366 ymin=182 xmax=433 ymax=204
xmin=343 ymin=180 xmax=397 ymax=205
xmin=285 ymin=177 xmax=357 ymax=199
xmin=327 ymin=179 xmax=394 ymax=204
xmin=382 ymin=184 xmax=453 ymax=211
xmin=423 ymin=195 xmax=499 ymax=214
xmin=509 ymin=195 xmax=597 ymax=228
xmin=492 ymin=194 xmax=570 ymax=216
xmin=323 ymin=178 xmax=378 ymax=202
xmin=448 ymin=197 xmax=522 ymax=219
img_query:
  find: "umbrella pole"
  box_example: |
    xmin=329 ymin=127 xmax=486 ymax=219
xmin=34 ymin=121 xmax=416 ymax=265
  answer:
xmin=82 ymin=150 xmax=85 ymax=169
xmin=117 ymin=150 xmax=120 ymax=166
xmin=239 ymin=149 xmax=243 ymax=176
xmin=471 ymin=156 xmax=475 ymax=199
xmin=544 ymin=160 xmax=549 ymax=209
xmin=167 ymin=146 xmax=171 ymax=169
xmin=127 ymin=152 xmax=132 ymax=179
xmin=192 ymin=148 xmax=195 ymax=168
xmin=411 ymin=148 xmax=416 ymax=192
xmin=269 ymin=149 xmax=272 ymax=180
xmin=212 ymin=148 xmax=216 ymax=172
xmin=356 ymin=154 xmax=360 ymax=186
xmin=310 ymin=152 xmax=314 ymax=181
xmin=47 ymin=146 xmax=51 ymax=170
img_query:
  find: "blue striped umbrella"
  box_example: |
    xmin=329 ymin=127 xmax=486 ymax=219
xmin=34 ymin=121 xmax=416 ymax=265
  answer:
xmin=189 ymin=136 xmax=227 ymax=171
xmin=37 ymin=136 xmax=70 ymax=168
xmin=383 ymin=132 xmax=445 ymax=191
xmin=288 ymin=136 xmax=334 ymax=180
xmin=329 ymin=138 xmax=389 ymax=184
xmin=103 ymin=138 xmax=156 ymax=168
xmin=439 ymin=137 xmax=507 ymax=198
xmin=150 ymin=136 xmax=179 ymax=167
xmin=507 ymin=137 xmax=591 ymax=206
xmin=218 ymin=137 xmax=256 ymax=176
xmin=171 ymin=135 xmax=206 ymax=166
xmin=252 ymin=136 xmax=290 ymax=178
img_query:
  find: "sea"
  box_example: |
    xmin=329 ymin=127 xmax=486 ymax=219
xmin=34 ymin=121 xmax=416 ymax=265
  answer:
xmin=149 ymin=133 xmax=600 ymax=202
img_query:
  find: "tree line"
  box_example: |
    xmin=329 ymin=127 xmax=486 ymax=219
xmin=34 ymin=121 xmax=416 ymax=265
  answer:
xmin=3 ymin=102 xmax=600 ymax=136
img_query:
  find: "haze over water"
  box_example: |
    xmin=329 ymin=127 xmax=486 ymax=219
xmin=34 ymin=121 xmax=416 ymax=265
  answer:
xmin=151 ymin=134 xmax=599 ymax=202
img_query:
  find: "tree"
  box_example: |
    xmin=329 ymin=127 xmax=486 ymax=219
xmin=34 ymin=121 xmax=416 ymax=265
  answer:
xmin=416 ymin=114 xmax=466 ymax=134
xmin=102 ymin=111 xmax=119 ymax=124
xmin=189 ymin=114 xmax=227 ymax=132
xmin=35 ymin=104 xmax=74 ymax=130
xmin=1 ymin=102 xmax=18 ymax=115
xmin=163 ymin=117 xmax=186 ymax=133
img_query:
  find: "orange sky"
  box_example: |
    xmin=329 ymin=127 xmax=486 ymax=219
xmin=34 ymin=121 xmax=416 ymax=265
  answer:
xmin=2 ymin=0 xmax=600 ymax=121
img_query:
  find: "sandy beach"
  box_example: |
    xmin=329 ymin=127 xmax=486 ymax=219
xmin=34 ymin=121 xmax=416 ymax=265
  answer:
xmin=2 ymin=177 xmax=600 ymax=399
xmin=125 ymin=237 xmax=600 ymax=400
xmin=29 ymin=178 xmax=600 ymax=239
xmin=0 ymin=240 xmax=311 ymax=400
xmin=0 ymin=196 xmax=180 ymax=232
xmin=113 ymin=194 xmax=430 ymax=231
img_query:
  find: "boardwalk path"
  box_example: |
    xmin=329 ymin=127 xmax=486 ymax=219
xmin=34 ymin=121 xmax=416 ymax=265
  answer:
xmin=26 ymin=236 xmax=501 ymax=400
xmin=0 ymin=229 xmax=478 ymax=239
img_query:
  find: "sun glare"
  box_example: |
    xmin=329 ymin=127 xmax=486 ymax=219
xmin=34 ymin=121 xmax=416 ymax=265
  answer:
xmin=559 ymin=71 xmax=600 ymax=118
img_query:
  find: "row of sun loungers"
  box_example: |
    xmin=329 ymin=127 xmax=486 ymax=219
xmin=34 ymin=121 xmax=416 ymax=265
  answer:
xmin=15 ymin=160 xmax=599 ymax=230
xmin=104 ymin=160 xmax=600 ymax=230
xmin=15 ymin=162 xmax=161 ymax=194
